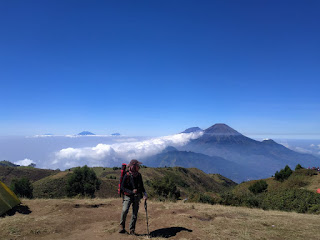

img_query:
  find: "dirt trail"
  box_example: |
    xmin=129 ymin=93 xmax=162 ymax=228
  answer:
xmin=1 ymin=198 xmax=320 ymax=240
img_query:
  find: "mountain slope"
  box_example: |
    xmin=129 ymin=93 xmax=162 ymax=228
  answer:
xmin=28 ymin=166 xmax=237 ymax=198
xmin=0 ymin=166 xmax=59 ymax=186
xmin=143 ymin=147 xmax=258 ymax=183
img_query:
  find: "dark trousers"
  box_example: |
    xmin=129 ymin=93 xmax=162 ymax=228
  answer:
xmin=120 ymin=195 xmax=141 ymax=231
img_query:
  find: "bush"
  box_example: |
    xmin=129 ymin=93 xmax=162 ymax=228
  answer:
xmin=261 ymin=189 xmax=320 ymax=213
xmin=189 ymin=192 xmax=216 ymax=204
xmin=66 ymin=165 xmax=101 ymax=198
xmin=10 ymin=177 xmax=33 ymax=198
xmin=283 ymin=175 xmax=308 ymax=188
xmin=274 ymin=165 xmax=293 ymax=182
xmin=150 ymin=175 xmax=180 ymax=201
xmin=219 ymin=192 xmax=262 ymax=208
xmin=248 ymin=180 xmax=268 ymax=195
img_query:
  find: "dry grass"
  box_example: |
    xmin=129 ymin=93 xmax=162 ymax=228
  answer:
xmin=1 ymin=198 xmax=320 ymax=240
xmin=307 ymin=174 xmax=320 ymax=192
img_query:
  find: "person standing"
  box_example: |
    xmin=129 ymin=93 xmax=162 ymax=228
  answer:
xmin=119 ymin=159 xmax=147 ymax=235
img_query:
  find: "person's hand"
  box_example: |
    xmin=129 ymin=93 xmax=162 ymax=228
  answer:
xmin=143 ymin=192 xmax=148 ymax=200
xmin=133 ymin=189 xmax=137 ymax=194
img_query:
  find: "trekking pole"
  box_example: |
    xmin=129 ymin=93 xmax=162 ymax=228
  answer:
xmin=144 ymin=199 xmax=150 ymax=237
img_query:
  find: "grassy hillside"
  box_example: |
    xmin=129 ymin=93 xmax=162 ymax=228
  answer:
xmin=3 ymin=165 xmax=320 ymax=215
xmin=1 ymin=198 xmax=320 ymax=240
xmin=0 ymin=160 xmax=19 ymax=167
xmin=233 ymin=168 xmax=320 ymax=195
xmin=221 ymin=168 xmax=320 ymax=214
xmin=29 ymin=166 xmax=237 ymax=199
xmin=0 ymin=166 xmax=59 ymax=186
xmin=33 ymin=172 xmax=71 ymax=198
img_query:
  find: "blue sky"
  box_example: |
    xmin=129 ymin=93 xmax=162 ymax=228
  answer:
xmin=1 ymin=0 xmax=319 ymax=137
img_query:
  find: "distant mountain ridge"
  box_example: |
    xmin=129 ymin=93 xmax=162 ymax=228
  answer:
xmin=143 ymin=146 xmax=258 ymax=183
xmin=181 ymin=127 xmax=203 ymax=133
xmin=111 ymin=133 xmax=121 ymax=136
xmin=0 ymin=160 xmax=19 ymax=167
xmin=145 ymin=123 xmax=320 ymax=182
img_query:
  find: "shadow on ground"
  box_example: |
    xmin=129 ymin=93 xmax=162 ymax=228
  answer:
xmin=149 ymin=227 xmax=193 ymax=238
xmin=0 ymin=205 xmax=32 ymax=218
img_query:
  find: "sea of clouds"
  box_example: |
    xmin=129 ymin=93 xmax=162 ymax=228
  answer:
xmin=52 ymin=132 xmax=203 ymax=169
xmin=1 ymin=133 xmax=319 ymax=170
xmin=4 ymin=132 xmax=203 ymax=170
xmin=279 ymin=140 xmax=320 ymax=156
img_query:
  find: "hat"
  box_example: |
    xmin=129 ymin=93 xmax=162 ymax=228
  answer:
xmin=128 ymin=159 xmax=142 ymax=167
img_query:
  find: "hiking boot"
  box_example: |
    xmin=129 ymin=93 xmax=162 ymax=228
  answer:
xmin=119 ymin=227 xmax=126 ymax=234
xmin=129 ymin=229 xmax=135 ymax=235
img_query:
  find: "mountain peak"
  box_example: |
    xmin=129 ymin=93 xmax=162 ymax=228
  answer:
xmin=181 ymin=127 xmax=203 ymax=134
xmin=78 ymin=131 xmax=95 ymax=136
xmin=204 ymin=124 xmax=241 ymax=136
xmin=162 ymin=146 xmax=178 ymax=153
xmin=262 ymin=139 xmax=277 ymax=144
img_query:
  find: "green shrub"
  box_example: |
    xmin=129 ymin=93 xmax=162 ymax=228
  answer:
xmin=219 ymin=192 xmax=262 ymax=208
xmin=10 ymin=177 xmax=33 ymax=198
xmin=66 ymin=165 xmax=101 ymax=198
xmin=150 ymin=175 xmax=180 ymax=201
xmin=189 ymin=192 xmax=216 ymax=204
xmin=248 ymin=180 xmax=268 ymax=194
xmin=274 ymin=165 xmax=293 ymax=182
xmin=284 ymin=175 xmax=308 ymax=188
xmin=261 ymin=189 xmax=320 ymax=213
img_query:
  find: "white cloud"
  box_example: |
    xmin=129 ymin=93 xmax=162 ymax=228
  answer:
xmin=53 ymin=132 xmax=203 ymax=170
xmin=310 ymin=144 xmax=315 ymax=147
xmin=294 ymin=147 xmax=313 ymax=154
xmin=114 ymin=138 xmax=139 ymax=143
xmin=14 ymin=158 xmax=36 ymax=166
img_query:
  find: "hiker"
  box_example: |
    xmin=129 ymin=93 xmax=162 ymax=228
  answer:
xmin=119 ymin=159 xmax=148 ymax=235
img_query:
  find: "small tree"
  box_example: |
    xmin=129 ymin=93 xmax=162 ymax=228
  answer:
xmin=66 ymin=165 xmax=101 ymax=198
xmin=274 ymin=165 xmax=293 ymax=182
xmin=248 ymin=180 xmax=268 ymax=194
xmin=10 ymin=177 xmax=33 ymax=198
xmin=295 ymin=164 xmax=303 ymax=171
xmin=150 ymin=175 xmax=180 ymax=200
